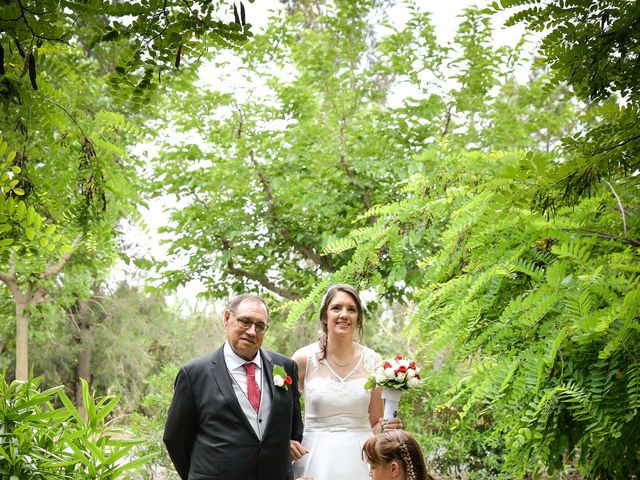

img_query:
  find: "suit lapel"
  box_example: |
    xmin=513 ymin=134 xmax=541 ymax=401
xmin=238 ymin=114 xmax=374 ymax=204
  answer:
xmin=261 ymin=350 xmax=276 ymax=433
xmin=261 ymin=349 xmax=287 ymax=437
xmin=209 ymin=346 xmax=258 ymax=437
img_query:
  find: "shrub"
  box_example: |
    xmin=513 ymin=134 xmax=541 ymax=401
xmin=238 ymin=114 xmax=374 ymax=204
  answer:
xmin=0 ymin=375 xmax=157 ymax=479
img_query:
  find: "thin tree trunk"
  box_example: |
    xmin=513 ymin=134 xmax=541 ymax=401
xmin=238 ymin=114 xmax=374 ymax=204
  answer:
xmin=15 ymin=299 xmax=29 ymax=381
xmin=0 ymin=239 xmax=79 ymax=382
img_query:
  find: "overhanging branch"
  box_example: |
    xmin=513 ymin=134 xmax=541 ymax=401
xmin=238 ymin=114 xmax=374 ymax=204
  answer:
xmin=226 ymin=261 xmax=300 ymax=300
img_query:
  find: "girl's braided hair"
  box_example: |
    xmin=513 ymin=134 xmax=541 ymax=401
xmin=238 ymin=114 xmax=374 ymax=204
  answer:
xmin=362 ymin=430 xmax=434 ymax=480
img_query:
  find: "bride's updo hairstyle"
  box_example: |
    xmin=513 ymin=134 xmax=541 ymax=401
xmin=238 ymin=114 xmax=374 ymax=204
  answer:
xmin=318 ymin=283 xmax=364 ymax=361
xmin=362 ymin=430 xmax=434 ymax=480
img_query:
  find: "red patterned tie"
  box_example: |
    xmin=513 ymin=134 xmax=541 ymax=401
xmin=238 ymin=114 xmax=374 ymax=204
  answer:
xmin=243 ymin=362 xmax=261 ymax=412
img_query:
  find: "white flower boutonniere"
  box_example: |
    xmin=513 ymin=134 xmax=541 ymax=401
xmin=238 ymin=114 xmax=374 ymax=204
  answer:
xmin=272 ymin=365 xmax=293 ymax=391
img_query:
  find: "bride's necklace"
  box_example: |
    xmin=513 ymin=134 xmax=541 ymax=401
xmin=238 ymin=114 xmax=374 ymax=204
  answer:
xmin=328 ymin=342 xmax=356 ymax=367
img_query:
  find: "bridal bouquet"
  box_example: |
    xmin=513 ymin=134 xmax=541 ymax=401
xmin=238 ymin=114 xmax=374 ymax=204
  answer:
xmin=364 ymin=355 xmax=421 ymax=391
xmin=364 ymin=355 xmax=421 ymax=419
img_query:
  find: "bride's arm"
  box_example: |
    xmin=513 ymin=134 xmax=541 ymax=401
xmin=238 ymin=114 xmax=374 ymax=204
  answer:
xmin=369 ymin=386 xmax=384 ymax=430
xmin=290 ymin=347 xmax=309 ymax=461
xmin=291 ymin=347 xmax=308 ymax=392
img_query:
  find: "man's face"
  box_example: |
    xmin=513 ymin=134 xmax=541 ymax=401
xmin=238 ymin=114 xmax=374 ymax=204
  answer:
xmin=223 ymin=299 xmax=269 ymax=361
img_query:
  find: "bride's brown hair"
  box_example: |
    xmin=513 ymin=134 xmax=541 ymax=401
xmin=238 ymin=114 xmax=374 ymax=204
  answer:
xmin=362 ymin=430 xmax=434 ymax=480
xmin=318 ymin=283 xmax=364 ymax=361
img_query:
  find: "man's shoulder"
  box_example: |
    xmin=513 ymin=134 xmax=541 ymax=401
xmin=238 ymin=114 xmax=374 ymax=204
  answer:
xmin=263 ymin=349 xmax=294 ymax=365
xmin=182 ymin=347 xmax=222 ymax=371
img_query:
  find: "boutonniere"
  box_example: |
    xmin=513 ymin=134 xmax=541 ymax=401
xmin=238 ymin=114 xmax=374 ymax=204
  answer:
xmin=272 ymin=365 xmax=293 ymax=390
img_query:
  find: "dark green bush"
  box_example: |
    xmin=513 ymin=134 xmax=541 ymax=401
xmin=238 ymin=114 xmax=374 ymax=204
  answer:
xmin=0 ymin=375 xmax=156 ymax=479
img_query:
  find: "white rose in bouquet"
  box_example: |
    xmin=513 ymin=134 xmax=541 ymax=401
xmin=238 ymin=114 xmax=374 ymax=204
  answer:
xmin=407 ymin=376 xmax=420 ymax=388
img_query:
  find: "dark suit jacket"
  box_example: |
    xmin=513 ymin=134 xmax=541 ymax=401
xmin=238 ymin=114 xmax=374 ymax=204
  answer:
xmin=163 ymin=346 xmax=304 ymax=480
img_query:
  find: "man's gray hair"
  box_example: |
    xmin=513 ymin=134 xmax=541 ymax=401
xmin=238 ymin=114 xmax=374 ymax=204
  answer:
xmin=228 ymin=294 xmax=270 ymax=319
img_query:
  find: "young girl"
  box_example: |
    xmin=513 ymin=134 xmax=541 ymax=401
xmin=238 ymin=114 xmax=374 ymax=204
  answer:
xmin=362 ymin=431 xmax=435 ymax=480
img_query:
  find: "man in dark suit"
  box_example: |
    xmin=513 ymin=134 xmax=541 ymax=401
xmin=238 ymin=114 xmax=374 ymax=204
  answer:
xmin=163 ymin=294 xmax=305 ymax=480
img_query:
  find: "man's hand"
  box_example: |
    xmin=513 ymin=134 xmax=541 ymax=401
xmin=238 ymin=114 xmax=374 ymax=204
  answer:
xmin=290 ymin=440 xmax=309 ymax=460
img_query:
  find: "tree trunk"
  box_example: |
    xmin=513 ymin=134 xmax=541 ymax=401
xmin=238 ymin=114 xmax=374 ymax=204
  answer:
xmin=15 ymin=298 xmax=29 ymax=381
xmin=1 ymin=241 xmax=77 ymax=382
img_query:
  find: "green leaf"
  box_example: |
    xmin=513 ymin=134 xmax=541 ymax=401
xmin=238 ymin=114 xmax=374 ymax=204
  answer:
xmin=110 ymin=452 xmax=160 ymax=478
xmin=16 ymin=200 xmax=26 ymax=220
xmin=57 ymin=390 xmax=83 ymax=424
xmin=26 ymin=205 xmax=36 ymax=225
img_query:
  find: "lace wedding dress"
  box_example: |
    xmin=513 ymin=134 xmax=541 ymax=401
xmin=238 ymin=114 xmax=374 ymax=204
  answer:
xmin=292 ymin=342 xmax=379 ymax=480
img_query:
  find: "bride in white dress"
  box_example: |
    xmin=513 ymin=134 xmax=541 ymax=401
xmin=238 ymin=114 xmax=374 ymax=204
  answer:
xmin=290 ymin=284 xmax=403 ymax=480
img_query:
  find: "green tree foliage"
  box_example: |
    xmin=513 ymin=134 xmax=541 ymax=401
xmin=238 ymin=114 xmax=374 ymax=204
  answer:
xmin=496 ymin=0 xmax=640 ymax=210
xmin=230 ymin=2 xmax=638 ymax=478
xmin=0 ymin=0 xmax=252 ymax=104
xmin=303 ymin=145 xmax=638 ymax=477
xmin=22 ymin=282 xmax=223 ymax=410
xmin=0 ymin=139 xmax=59 ymax=253
xmin=149 ymin=1 xmax=576 ymax=307
xmin=0 ymin=0 xmax=252 ymax=381
xmin=128 ymin=364 xmax=183 ymax=480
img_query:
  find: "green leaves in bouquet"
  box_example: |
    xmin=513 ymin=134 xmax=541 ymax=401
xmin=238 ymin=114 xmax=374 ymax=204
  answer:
xmin=363 ymin=376 xmax=376 ymax=391
xmin=0 ymin=375 xmax=158 ymax=479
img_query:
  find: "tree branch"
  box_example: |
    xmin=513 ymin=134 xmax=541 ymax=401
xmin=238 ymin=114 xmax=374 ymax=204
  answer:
xmin=338 ymin=114 xmax=372 ymax=212
xmin=564 ymin=228 xmax=640 ymax=247
xmin=31 ymin=287 xmax=48 ymax=306
xmin=248 ymin=150 xmax=335 ymax=272
xmin=441 ymin=104 xmax=453 ymax=137
xmin=226 ymin=261 xmax=300 ymax=300
xmin=46 ymin=98 xmax=88 ymax=138
xmin=605 ymin=181 xmax=627 ymax=237
xmin=43 ymin=240 xmax=78 ymax=277
xmin=221 ymin=238 xmax=300 ymax=300
xmin=590 ymin=132 xmax=640 ymax=156
xmin=0 ymin=271 xmax=21 ymax=300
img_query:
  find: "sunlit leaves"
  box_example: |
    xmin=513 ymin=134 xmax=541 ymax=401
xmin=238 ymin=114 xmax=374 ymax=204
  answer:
xmin=0 ymin=140 xmax=61 ymax=256
xmin=0 ymin=0 xmax=252 ymax=104
xmin=499 ymin=0 xmax=640 ymax=210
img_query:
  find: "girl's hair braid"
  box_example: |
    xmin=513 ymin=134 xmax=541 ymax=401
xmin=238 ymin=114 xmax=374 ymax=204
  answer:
xmin=362 ymin=430 xmax=434 ymax=480
xmin=399 ymin=438 xmax=416 ymax=480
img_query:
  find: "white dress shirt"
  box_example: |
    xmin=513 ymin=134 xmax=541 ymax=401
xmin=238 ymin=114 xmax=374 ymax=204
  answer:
xmin=223 ymin=341 xmax=272 ymax=438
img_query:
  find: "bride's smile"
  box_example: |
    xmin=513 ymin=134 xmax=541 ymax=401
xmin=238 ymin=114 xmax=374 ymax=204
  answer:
xmin=327 ymin=291 xmax=359 ymax=335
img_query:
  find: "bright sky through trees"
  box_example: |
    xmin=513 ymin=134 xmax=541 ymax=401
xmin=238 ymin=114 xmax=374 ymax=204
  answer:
xmin=118 ymin=0 xmax=529 ymax=308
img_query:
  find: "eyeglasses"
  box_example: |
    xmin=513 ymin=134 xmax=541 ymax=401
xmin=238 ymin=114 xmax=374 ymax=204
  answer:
xmin=230 ymin=312 xmax=269 ymax=333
